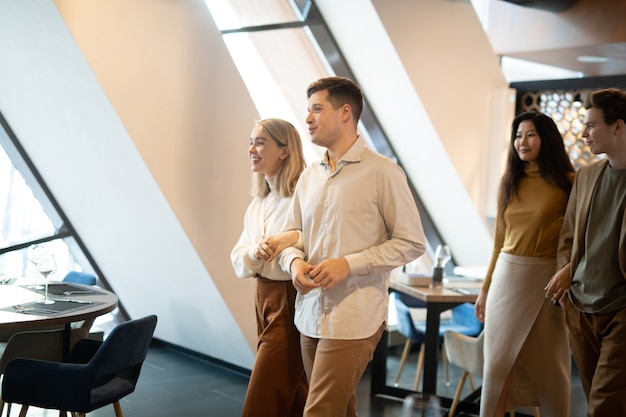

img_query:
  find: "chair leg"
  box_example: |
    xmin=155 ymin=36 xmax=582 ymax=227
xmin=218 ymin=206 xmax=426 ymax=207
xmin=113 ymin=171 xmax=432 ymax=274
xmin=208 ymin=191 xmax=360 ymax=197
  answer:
xmin=448 ymin=370 xmax=468 ymax=417
xmin=394 ymin=338 xmax=412 ymax=386
xmin=534 ymin=406 xmax=540 ymax=417
xmin=113 ymin=401 xmax=124 ymax=417
xmin=468 ymin=373 xmax=476 ymax=391
xmin=413 ymin=344 xmax=425 ymax=391
xmin=442 ymin=341 xmax=450 ymax=386
xmin=19 ymin=405 xmax=29 ymax=417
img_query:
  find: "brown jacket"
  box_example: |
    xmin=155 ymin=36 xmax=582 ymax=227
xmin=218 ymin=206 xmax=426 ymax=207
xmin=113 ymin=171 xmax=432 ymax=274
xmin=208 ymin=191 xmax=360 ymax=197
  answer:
xmin=557 ymin=158 xmax=626 ymax=280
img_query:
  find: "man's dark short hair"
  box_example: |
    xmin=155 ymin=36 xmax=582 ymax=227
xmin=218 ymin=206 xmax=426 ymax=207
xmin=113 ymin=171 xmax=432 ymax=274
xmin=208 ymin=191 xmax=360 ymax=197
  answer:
xmin=306 ymin=77 xmax=363 ymax=122
xmin=584 ymin=88 xmax=626 ymax=125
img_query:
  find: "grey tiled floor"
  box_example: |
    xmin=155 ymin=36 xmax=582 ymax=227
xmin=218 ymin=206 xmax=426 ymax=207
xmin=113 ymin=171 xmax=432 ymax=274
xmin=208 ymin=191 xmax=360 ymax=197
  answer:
xmin=15 ymin=341 xmax=586 ymax=417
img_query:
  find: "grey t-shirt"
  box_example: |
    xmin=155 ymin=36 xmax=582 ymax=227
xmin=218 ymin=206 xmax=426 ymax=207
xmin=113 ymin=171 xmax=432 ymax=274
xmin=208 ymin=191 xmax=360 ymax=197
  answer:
xmin=570 ymin=165 xmax=626 ymax=313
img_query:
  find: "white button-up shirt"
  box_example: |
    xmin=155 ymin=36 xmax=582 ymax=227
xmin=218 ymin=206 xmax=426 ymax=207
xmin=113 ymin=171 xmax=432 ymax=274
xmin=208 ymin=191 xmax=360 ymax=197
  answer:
xmin=280 ymin=137 xmax=426 ymax=339
xmin=231 ymin=177 xmax=293 ymax=281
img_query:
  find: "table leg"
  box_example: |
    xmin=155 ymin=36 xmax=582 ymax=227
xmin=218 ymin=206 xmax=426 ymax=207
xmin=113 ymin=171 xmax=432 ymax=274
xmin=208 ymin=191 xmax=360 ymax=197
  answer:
xmin=62 ymin=323 xmax=71 ymax=361
xmin=370 ymin=330 xmax=414 ymax=398
xmin=422 ymin=301 xmax=462 ymax=395
xmin=370 ymin=330 xmax=388 ymax=396
xmin=422 ymin=302 xmax=441 ymax=395
xmin=370 ymin=287 xmax=484 ymax=414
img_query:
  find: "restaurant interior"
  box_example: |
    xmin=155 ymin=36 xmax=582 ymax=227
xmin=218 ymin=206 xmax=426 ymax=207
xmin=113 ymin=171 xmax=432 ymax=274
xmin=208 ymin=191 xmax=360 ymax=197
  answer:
xmin=0 ymin=0 xmax=624 ymax=415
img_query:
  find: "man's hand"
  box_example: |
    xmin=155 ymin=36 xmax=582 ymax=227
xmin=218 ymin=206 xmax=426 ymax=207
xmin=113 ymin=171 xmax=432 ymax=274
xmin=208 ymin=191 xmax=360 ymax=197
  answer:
xmin=255 ymin=231 xmax=299 ymax=262
xmin=309 ymin=258 xmax=350 ymax=290
xmin=290 ymin=258 xmax=317 ymax=294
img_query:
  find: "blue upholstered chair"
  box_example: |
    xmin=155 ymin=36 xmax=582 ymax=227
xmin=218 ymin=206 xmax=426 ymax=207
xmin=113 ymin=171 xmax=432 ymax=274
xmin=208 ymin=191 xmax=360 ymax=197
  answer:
xmin=63 ymin=271 xmax=97 ymax=286
xmin=392 ymin=292 xmax=427 ymax=389
xmin=61 ymin=271 xmax=98 ymax=341
xmin=2 ymin=315 xmax=158 ymax=417
xmin=392 ymin=292 xmax=483 ymax=391
xmin=415 ymin=302 xmax=483 ymax=341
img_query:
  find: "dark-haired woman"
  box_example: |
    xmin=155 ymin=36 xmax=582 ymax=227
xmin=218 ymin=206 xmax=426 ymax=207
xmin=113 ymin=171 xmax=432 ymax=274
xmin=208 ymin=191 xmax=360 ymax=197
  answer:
xmin=475 ymin=111 xmax=575 ymax=417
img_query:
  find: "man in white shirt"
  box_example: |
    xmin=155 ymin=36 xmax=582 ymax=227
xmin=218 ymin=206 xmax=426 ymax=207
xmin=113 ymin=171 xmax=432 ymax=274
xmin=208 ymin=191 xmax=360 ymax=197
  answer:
xmin=280 ymin=76 xmax=426 ymax=416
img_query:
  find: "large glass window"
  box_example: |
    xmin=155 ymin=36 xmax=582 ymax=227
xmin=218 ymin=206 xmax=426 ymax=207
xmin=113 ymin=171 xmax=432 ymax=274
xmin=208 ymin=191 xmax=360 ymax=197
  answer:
xmin=0 ymin=112 xmax=97 ymax=281
xmin=204 ymin=0 xmax=444 ymax=252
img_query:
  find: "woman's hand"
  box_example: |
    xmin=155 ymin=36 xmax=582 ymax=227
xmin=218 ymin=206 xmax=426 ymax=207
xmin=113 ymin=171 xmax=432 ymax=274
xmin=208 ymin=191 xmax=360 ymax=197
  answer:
xmin=474 ymin=288 xmax=488 ymax=323
xmin=545 ymin=263 xmax=571 ymax=306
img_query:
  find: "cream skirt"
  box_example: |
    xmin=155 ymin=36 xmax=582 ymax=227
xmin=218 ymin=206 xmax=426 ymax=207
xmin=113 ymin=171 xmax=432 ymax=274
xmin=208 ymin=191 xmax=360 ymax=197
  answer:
xmin=480 ymin=253 xmax=571 ymax=417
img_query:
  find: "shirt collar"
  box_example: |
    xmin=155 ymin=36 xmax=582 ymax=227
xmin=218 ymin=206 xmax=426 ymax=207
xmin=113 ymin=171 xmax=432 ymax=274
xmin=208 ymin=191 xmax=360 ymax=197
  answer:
xmin=321 ymin=135 xmax=365 ymax=167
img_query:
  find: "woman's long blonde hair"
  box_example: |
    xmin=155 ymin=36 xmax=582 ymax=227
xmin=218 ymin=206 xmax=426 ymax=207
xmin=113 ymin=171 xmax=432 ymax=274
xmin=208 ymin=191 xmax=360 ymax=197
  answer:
xmin=251 ymin=118 xmax=306 ymax=198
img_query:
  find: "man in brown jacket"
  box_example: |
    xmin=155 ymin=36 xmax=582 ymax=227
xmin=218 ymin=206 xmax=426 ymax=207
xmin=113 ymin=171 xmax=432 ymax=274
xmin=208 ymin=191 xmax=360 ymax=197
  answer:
xmin=546 ymin=88 xmax=626 ymax=417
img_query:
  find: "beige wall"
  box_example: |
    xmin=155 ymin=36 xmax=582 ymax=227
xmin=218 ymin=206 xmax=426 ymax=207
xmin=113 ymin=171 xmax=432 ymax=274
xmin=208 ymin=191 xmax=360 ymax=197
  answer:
xmin=373 ymin=0 xmax=512 ymax=221
xmin=53 ymin=0 xmax=260 ymax=350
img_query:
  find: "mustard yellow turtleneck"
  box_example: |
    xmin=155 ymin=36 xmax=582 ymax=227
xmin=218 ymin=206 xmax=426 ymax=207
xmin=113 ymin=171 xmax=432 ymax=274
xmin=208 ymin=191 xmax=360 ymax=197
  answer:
xmin=482 ymin=164 xmax=573 ymax=290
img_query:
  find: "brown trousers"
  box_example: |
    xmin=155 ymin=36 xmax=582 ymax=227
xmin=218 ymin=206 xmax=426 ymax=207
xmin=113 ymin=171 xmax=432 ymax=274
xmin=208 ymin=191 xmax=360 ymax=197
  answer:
xmin=300 ymin=324 xmax=384 ymax=417
xmin=564 ymin=299 xmax=626 ymax=417
xmin=241 ymin=277 xmax=308 ymax=417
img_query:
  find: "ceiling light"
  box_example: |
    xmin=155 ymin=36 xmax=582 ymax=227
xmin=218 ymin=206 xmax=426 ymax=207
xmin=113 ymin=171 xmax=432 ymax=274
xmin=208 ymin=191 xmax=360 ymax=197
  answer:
xmin=577 ymin=55 xmax=609 ymax=63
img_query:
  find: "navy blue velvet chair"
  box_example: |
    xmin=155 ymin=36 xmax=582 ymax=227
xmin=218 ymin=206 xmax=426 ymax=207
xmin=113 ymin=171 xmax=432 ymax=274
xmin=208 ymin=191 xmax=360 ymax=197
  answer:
xmin=0 ymin=272 xmax=99 ymax=416
xmin=0 ymin=329 xmax=76 ymax=416
xmin=1 ymin=314 xmax=157 ymax=417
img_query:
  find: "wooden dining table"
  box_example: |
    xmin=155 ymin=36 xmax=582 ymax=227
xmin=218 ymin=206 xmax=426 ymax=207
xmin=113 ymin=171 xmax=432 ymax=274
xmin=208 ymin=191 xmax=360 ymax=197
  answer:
xmin=0 ymin=277 xmax=118 ymax=356
xmin=370 ymin=273 xmax=481 ymax=411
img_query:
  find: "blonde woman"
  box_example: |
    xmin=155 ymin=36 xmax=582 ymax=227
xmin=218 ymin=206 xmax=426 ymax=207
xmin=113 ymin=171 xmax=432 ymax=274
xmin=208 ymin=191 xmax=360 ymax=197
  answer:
xmin=231 ymin=118 xmax=308 ymax=417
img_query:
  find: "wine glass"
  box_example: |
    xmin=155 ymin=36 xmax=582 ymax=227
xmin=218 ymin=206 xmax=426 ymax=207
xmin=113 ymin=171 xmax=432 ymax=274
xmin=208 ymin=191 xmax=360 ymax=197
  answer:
xmin=401 ymin=393 xmax=441 ymax=417
xmin=36 ymin=254 xmax=56 ymax=304
xmin=27 ymin=244 xmax=46 ymax=289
